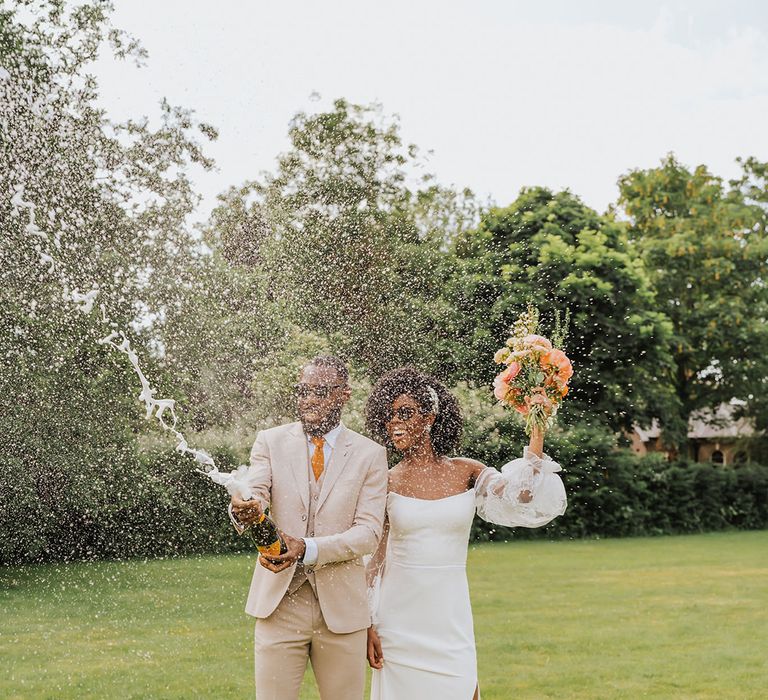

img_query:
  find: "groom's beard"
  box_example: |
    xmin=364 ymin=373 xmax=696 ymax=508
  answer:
xmin=300 ymin=408 xmax=342 ymax=437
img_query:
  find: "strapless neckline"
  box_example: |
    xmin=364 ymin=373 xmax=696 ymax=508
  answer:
xmin=387 ymin=488 xmax=474 ymax=502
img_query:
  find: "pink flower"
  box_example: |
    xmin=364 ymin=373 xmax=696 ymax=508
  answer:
xmin=523 ymin=334 xmax=552 ymax=351
xmin=520 ymin=386 xmax=556 ymax=414
xmin=500 ymin=362 xmax=521 ymax=382
xmin=493 ymin=377 xmax=509 ymax=401
xmin=493 ymin=363 xmax=522 ymax=402
xmin=494 ymin=347 xmax=511 ymax=364
xmin=529 ymin=392 xmax=554 ymax=410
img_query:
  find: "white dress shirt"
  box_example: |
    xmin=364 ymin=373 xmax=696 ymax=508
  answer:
xmin=301 ymin=422 xmax=343 ymax=565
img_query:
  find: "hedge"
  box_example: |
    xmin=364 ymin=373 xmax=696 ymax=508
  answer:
xmin=3 ymin=419 xmax=766 ymax=564
xmin=466 ymin=422 xmax=768 ymax=541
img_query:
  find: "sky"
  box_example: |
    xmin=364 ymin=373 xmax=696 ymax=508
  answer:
xmin=93 ymin=0 xmax=768 ymax=222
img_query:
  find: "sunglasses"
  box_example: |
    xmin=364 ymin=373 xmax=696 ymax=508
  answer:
xmin=294 ymin=383 xmax=345 ymax=399
xmin=388 ymin=406 xmax=423 ymax=422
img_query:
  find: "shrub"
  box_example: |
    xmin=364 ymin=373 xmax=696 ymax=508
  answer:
xmin=0 ymin=445 xmax=250 ymax=565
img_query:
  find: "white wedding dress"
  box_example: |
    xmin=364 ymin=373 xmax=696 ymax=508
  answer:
xmin=368 ymin=450 xmax=567 ymax=700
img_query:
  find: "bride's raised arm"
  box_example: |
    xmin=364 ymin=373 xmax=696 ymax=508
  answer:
xmin=472 ymin=426 xmax=567 ymax=528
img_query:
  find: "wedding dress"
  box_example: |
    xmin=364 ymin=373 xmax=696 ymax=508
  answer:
xmin=368 ymin=449 xmax=567 ymax=700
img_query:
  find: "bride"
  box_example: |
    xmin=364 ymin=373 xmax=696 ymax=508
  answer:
xmin=364 ymin=368 xmax=567 ymax=700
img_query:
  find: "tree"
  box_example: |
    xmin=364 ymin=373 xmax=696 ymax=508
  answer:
xmin=154 ymin=240 xmax=290 ymax=432
xmin=209 ymin=99 xmax=463 ymax=377
xmin=618 ymin=155 xmax=768 ymax=448
xmin=0 ymin=0 xmax=216 ymax=562
xmin=444 ymin=187 xmax=678 ymax=433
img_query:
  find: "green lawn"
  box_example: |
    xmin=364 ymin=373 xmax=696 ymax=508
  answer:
xmin=2 ymin=531 xmax=767 ymax=699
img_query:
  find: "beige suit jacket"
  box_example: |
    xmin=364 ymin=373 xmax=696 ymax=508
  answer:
xmin=239 ymin=421 xmax=388 ymax=634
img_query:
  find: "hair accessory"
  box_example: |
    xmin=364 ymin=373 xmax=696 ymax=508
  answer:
xmin=426 ymin=385 xmax=440 ymax=414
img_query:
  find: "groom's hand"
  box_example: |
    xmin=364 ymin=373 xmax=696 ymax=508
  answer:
xmin=259 ymin=533 xmax=306 ymax=573
xmin=231 ymin=495 xmax=262 ymax=526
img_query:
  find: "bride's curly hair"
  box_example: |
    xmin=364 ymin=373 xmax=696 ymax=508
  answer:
xmin=365 ymin=367 xmax=462 ymax=456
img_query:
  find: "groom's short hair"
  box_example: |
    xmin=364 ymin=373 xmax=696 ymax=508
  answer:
xmin=305 ymin=355 xmax=349 ymax=385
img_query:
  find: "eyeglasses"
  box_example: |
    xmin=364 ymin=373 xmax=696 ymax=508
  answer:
xmin=388 ymin=406 xmax=422 ymax=422
xmin=294 ymin=383 xmax=345 ymax=399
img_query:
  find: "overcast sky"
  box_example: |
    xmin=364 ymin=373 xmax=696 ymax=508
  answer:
xmin=93 ymin=0 xmax=768 ymax=222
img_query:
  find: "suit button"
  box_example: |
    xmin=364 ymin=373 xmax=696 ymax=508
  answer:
xmin=301 ymin=514 xmax=307 ymax=521
xmin=310 ymin=531 xmax=314 ymax=537
xmin=306 ymin=568 xmax=314 ymax=575
xmin=313 ymin=495 xmax=318 ymax=501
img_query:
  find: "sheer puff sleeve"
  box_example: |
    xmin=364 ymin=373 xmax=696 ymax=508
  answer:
xmin=474 ymin=447 xmax=567 ymax=528
xmin=364 ymin=516 xmax=389 ymax=626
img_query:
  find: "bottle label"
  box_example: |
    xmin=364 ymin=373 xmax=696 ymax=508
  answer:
xmin=259 ymin=540 xmax=283 ymax=557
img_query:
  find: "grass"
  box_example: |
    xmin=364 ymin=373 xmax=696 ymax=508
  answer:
xmin=1 ymin=531 xmax=767 ymax=699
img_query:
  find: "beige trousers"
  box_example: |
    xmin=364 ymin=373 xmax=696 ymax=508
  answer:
xmin=254 ymin=581 xmax=367 ymax=700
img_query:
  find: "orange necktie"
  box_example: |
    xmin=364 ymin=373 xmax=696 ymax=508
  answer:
xmin=311 ymin=436 xmax=325 ymax=481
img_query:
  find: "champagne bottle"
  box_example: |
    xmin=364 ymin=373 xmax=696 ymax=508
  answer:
xmin=209 ymin=468 xmax=289 ymax=557
xmin=246 ymin=510 xmax=288 ymax=558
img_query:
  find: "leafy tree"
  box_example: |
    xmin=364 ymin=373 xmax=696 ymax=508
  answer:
xmin=210 ymin=99 xmax=466 ymax=377
xmin=0 ymin=0 xmax=216 ymax=562
xmin=444 ymin=187 xmax=677 ymax=433
xmin=154 ymin=248 xmax=290 ymax=432
xmin=618 ymin=155 xmax=768 ymax=448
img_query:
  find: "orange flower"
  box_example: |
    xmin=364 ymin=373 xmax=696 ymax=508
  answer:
xmin=542 ymin=348 xmax=573 ymax=381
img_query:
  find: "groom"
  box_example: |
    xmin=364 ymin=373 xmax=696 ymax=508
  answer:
xmin=230 ymin=356 xmax=388 ymax=700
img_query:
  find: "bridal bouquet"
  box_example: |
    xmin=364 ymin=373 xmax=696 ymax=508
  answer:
xmin=493 ymin=305 xmax=572 ymax=434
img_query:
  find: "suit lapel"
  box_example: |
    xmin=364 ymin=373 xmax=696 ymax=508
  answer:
xmin=316 ymin=427 xmax=353 ymax=512
xmin=285 ymin=422 xmax=310 ymax=511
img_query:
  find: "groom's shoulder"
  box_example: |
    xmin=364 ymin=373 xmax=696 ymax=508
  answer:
xmin=255 ymin=421 xmax=301 ymax=441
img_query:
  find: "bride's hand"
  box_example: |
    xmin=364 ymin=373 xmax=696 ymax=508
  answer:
xmin=367 ymin=626 xmax=384 ymax=669
xmin=528 ymin=424 xmax=545 ymax=458
xmin=520 ymin=425 xmax=545 ymax=502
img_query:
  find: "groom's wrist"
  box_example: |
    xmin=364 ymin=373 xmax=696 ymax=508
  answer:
xmin=302 ymin=537 xmax=319 ymax=565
